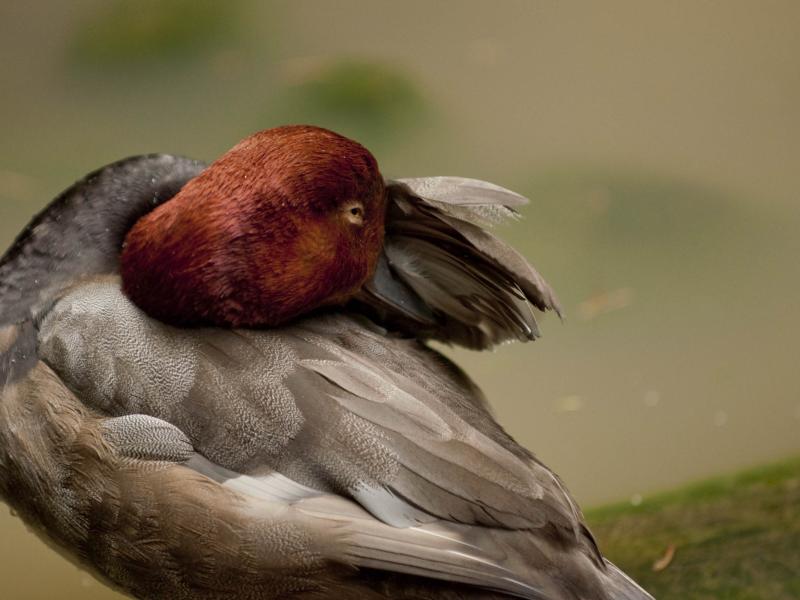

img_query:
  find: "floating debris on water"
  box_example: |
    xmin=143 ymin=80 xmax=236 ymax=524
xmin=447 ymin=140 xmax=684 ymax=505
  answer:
xmin=652 ymin=544 xmax=676 ymax=572
xmin=578 ymin=287 xmax=634 ymax=321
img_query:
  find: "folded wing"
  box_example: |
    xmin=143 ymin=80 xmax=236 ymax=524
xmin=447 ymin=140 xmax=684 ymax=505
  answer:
xmin=37 ymin=280 xmax=610 ymax=599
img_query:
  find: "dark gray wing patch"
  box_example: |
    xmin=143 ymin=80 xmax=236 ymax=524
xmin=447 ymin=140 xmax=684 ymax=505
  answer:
xmin=0 ymin=154 xmax=206 ymax=327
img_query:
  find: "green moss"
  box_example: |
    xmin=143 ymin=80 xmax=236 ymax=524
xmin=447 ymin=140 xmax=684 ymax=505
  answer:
xmin=70 ymin=0 xmax=239 ymax=69
xmin=587 ymin=457 xmax=800 ymax=599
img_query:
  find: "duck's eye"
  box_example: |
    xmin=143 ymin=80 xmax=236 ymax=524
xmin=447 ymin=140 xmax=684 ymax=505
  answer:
xmin=342 ymin=201 xmax=365 ymax=226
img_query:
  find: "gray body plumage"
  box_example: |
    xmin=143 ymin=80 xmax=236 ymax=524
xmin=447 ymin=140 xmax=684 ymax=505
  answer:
xmin=0 ymin=156 xmax=653 ymax=599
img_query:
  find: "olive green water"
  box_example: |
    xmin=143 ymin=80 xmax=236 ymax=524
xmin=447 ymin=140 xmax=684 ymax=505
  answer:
xmin=1 ymin=2 xmax=798 ymax=597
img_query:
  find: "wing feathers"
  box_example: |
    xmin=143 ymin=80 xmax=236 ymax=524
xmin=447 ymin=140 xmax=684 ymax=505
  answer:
xmin=360 ymin=178 xmax=560 ymax=349
xmin=297 ymin=337 xmax=579 ymax=532
xmin=395 ymin=177 xmax=529 ymax=209
xmin=294 ymin=494 xmax=546 ymax=599
xmin=188 ymin=451 xmax=545 ymax=598
xmin=40 ymin=280 xmax=628 ymax=599
xmin=186 ymin=453 xmax=323 ymax=503
xmin=436 ymin=213 xmax=562 ymax=316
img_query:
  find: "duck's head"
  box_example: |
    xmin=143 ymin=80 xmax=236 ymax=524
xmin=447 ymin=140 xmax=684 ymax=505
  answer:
xmin=121 ymin=125 xmax=385 ymax=328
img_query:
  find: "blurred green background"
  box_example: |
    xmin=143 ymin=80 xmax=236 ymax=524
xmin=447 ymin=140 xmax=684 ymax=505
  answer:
xmin=1 ymin=1 xmax=798 ymax=597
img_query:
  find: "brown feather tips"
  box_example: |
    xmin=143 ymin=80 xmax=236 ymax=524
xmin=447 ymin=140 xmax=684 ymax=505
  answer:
xmin=120 ymin=125 xmax=386 ymax=328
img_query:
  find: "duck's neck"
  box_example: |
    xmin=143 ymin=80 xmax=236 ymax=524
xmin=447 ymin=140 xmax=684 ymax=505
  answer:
xmin=0 ymin=154 xmax=205 ymax=326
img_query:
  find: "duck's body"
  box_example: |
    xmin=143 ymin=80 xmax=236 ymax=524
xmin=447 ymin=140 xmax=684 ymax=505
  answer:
xmin=0 ymin=129 xmax=652 ymax=599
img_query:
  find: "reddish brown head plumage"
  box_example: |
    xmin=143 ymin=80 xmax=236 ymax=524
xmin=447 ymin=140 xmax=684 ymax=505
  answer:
xmin=121 ymin=125 xmax=386 ymax=327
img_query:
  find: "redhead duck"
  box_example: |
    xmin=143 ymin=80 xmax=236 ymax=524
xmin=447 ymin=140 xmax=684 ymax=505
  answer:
xmin=0 ymin=126 xmax=652 ymax=599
